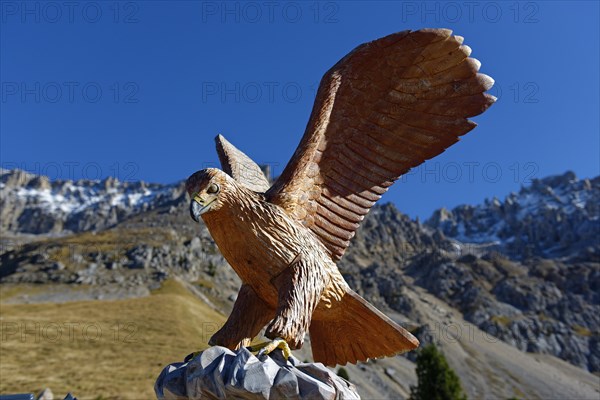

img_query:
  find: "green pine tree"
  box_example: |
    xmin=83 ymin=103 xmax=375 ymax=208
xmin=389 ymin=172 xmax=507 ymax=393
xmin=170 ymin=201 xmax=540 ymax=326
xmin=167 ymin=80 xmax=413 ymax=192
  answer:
xmin=337 ymin=366 xmax=350 ymax=381
xmin=409 ymin=343 xmax=467 ymax=400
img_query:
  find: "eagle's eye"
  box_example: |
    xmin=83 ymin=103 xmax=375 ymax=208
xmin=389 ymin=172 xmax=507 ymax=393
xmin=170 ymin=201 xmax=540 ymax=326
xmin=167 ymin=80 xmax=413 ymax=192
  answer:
xmin=206 ymin=183 xmax=220 ymax=194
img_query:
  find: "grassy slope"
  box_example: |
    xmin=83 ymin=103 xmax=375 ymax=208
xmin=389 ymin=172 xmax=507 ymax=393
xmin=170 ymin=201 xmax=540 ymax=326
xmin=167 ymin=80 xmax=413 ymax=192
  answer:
xmin=0 ymin=280 xmax=225 ymax=399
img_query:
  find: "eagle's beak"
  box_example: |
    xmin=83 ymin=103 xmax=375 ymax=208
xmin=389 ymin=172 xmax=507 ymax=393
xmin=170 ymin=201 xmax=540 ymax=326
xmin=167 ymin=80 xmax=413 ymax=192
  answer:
xmin=190 ymin=200 xmax=203 ymax=222
xmin=189 ymin=193 xmax=213 ymax=222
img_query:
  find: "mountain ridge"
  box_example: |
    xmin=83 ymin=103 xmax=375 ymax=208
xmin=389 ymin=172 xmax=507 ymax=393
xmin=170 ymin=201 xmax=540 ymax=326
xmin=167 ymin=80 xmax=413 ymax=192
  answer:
xmin=1 ymin=168 xmax=598 ymax=386
xmin=426 ymin=171 xmax=599 ymax=261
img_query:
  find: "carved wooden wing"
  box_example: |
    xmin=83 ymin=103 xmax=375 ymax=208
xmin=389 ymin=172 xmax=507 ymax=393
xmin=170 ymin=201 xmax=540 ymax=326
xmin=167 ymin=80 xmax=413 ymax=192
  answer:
xmin=267 ymin=29 xmax=495 ymax=260
xmin=215 ymin=134 xmax=271 ymax=193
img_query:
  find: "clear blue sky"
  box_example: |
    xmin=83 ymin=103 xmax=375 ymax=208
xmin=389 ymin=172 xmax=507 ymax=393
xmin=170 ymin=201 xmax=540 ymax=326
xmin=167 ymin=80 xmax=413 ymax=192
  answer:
xmin=1 ymin=1 xmax=598 ymax=219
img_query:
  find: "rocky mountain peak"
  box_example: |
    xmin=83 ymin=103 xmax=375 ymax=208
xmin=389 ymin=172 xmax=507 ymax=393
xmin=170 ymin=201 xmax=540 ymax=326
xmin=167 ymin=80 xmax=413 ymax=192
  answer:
xmin=0 ymin=168 xmax=186 ymax=235
xmin=426 ymin=171 xmax=599 ymax=261
xmin=1 ymin=168 xmax=36 ymax=188
xmin=103 ymin=175 xmax=120 ymax=190
xmin=534 ymin=170 xmax=580 ymax=190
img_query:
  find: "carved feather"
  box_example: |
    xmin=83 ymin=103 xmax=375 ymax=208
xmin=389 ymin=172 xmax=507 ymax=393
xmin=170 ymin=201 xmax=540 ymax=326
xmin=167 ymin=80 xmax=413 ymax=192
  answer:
xmin=215 ymin=134 xmax=271 ymax=193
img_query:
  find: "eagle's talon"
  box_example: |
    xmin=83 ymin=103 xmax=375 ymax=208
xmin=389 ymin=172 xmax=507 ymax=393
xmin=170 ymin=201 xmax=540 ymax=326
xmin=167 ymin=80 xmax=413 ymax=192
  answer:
xmin=248 ymin=338 xmax=292 ymax=361
xmin=256 ymin=348 xmax=269 ymax=359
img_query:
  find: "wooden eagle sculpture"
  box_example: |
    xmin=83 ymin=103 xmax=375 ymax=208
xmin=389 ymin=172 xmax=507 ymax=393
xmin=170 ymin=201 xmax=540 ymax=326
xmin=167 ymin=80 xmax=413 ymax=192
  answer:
xmin=186 ymin=29 xmax=495 ymax=366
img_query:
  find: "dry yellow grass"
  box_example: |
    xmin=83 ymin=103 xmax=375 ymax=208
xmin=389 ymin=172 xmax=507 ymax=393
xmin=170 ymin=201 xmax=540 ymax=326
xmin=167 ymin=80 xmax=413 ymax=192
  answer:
xmin=0 ymin=280 xmax=225 ymax=399
xmin=572 ymin=324 xmax=593 ymax=337
xmin=490 ymin=315 xmax=513 ymax=327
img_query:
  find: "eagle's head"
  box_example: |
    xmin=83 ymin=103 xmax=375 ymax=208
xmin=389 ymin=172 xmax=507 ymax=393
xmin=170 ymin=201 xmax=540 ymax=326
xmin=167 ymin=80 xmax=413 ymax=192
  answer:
xmin=185 ymin=168 xmax=231 ymax=222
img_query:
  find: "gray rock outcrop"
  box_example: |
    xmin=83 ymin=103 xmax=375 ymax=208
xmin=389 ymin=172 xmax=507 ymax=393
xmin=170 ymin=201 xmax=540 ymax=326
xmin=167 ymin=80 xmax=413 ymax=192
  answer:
xmin=426 ymin=171 xmax=600 ymax=261
xmin=0 ymin=168 xmax=186 ymax=235
xmin=155 ymin=346 xmax=359 ymax=400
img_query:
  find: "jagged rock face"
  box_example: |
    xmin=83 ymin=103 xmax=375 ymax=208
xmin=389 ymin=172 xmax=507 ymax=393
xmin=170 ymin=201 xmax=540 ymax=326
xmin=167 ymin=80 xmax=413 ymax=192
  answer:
xmin=338 ymin=174 xmax=600 ymax=373
xmin=1 ymin=168 xmax=599 ymax=373
xmin=340 ymin=209 xmax=600 ymax=372
xmin=408 ymin=252 xmax=600 ymax=371
xmin=338 ymin=204 xmax=453 ymax=314
xmin=426 ymin=171 xmax=600 ymax=261
xmin=0 ymin=168 xmax=187 ymax=235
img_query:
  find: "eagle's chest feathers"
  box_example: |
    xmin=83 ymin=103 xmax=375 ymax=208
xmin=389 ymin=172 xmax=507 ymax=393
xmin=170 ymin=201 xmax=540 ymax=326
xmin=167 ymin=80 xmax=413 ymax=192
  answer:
xmin=202 ymin=191 xmax=331 ymax=305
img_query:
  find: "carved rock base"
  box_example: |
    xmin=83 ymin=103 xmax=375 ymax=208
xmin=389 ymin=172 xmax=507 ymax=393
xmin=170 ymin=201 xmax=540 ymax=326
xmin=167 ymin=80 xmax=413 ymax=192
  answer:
xmin=155 ymin=346 xmax=360 ymax=399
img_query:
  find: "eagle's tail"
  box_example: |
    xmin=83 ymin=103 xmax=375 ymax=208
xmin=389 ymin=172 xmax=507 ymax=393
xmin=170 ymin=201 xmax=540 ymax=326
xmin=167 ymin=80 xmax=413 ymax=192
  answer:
xmin=309 ymin=289 xmax=419 ymax=366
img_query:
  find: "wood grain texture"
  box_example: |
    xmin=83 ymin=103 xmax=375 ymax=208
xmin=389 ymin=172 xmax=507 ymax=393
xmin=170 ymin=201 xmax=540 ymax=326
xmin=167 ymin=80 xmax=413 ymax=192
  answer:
xmin=186 ymin=28 xmax=495 ymax=366
xmin=208 ymin=284 xmax=274 ymax=349
xmin=267 ymin=29 xmax=495 ymax=260
xmin=310 ymin=290 xmax=419 ymax=366
xmin=265 ymin=253 xmax=328 ymax=349
xmin=215 ymin=134 xmax=271 ymax=193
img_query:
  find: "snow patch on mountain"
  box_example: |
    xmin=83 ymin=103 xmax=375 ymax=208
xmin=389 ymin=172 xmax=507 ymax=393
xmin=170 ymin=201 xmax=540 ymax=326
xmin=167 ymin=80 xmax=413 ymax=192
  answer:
xmin=12 ymin=185 xmax=157 ymax=214
xmin=427 ymin=171 xmax=600 ymax=259
xmin=0 ymin=168 xmax=185 ymax=235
